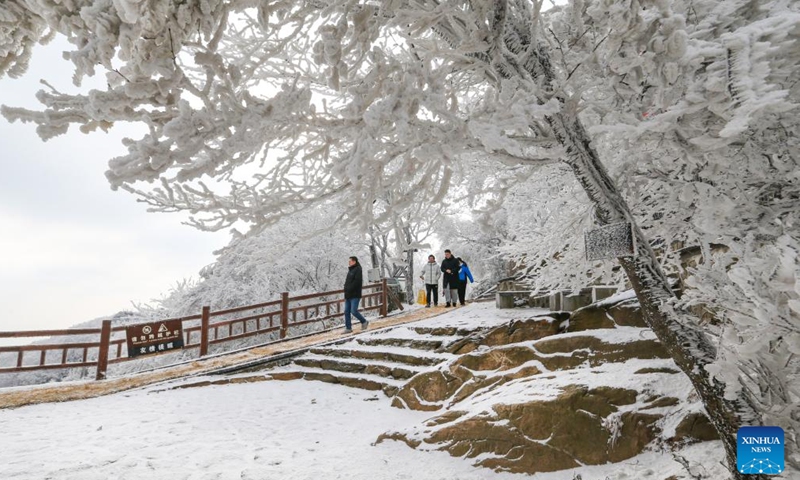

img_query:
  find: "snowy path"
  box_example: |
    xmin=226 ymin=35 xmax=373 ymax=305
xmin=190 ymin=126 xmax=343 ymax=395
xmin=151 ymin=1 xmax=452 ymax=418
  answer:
xmin=0 ymin=378 xmax=525 ymax=480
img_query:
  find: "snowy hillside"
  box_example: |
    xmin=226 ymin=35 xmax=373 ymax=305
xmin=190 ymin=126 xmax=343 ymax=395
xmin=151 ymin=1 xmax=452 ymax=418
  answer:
xmin=0 ymin=301 xmax=736 ymax=480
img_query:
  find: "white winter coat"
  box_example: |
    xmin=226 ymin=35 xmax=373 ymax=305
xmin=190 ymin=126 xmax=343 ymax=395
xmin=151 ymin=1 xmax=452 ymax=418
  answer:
xmin=420 ymin=262 xmax=442 ymax=285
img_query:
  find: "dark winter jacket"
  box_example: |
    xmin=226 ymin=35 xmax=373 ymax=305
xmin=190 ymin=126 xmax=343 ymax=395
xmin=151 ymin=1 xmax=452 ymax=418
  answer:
xmin=440 ymin=256 xmax=460 ymax=287
xmin=458 ymin=265 xmax=474 ymax=283
xmin=344 ymin=264 xmax=364 ymax=299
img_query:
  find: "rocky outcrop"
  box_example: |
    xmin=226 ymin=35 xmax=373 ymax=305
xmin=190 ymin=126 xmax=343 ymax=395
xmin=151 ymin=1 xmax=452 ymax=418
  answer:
xmin=673 ymin=412 xmax=720 ymax=444
xmin=381 ymin=384 xmax=673 ymax=475
xmin=392 ymin=332 xmax=671 ymax=412
xmin=567 ymin=297 xmax=647 ymax=331
xmin=391 ymin=368 xmax=471 ymax=411
xmin=446 ymin=313 xmax=568 ymax=354
xmin=383 ymin=298 xmax=716 ymax=475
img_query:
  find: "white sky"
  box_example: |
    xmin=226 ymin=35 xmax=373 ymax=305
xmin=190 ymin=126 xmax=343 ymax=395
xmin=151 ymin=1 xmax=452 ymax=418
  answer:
xmin=0 ymin=37 xmax=229 ymax=332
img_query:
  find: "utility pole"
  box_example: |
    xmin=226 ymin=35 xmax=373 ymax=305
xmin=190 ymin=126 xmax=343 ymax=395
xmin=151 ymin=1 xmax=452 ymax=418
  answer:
xmin=404 ymin=226 xmax=415 ymax=305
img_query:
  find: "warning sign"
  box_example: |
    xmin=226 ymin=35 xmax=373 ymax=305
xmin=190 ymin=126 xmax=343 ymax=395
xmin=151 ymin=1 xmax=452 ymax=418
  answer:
xmin=126 ymin=319 xmax=184 ymax=358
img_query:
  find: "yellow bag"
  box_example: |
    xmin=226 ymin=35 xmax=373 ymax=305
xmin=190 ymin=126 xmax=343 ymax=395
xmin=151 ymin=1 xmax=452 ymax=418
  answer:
xmin=417 ymin=289 xmax=427 ymax=305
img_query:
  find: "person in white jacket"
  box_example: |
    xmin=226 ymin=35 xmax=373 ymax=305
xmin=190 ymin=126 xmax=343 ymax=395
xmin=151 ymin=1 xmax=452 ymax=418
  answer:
xmin=419 ymin=254 xmax=442 ymax=308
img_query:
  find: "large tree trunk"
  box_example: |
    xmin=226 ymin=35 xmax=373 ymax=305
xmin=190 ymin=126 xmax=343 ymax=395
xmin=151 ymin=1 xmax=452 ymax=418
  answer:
xmin=546 ymin=108 xmax=763 ymax=479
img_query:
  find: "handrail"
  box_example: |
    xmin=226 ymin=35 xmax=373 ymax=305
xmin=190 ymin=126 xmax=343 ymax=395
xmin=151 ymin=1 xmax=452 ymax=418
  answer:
xmin=209 ymin=300 xmax=282 ymax=317
xmin=0 ymin=278 xmax=390 ymax=384
xmin=0 ymin=342 xmax=101 ymax=353
xmin=0 ymin=328 xmax=102 ymax=338
xmin=288 ymin=282 xmax=381 ymax=302
xmin=290 ymin=288 xmax=344 ymax=302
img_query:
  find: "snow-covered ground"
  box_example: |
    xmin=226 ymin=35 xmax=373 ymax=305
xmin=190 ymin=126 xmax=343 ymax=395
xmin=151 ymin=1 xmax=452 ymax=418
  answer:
xmin=1 ymin=379 xmax=512 ymax=480
xmin=0 ymin=303 xmax=730 ymax=479
xmin=0 ymin=373 xmax=726 ymax=480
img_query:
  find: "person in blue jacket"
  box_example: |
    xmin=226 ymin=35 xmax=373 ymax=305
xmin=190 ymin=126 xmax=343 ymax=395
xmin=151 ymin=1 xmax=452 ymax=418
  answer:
xmin=456 ymin=257 xmax=474 ymax=306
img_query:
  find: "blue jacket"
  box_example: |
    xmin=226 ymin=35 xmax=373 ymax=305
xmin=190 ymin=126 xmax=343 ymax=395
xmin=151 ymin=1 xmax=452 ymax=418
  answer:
xmin=458 ymin=265 xmax=474 ymax=283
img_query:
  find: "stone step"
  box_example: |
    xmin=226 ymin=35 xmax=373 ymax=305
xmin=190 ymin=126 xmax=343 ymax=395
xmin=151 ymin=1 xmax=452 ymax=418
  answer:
xmin=153 ymin=374 xmax=271 ymax=392
xmin=265 ymin=367 xmax=402 ymax=397
xmin=309 ymin=346 xmax=447 ymax=367
xmin=294 ymin=355 xmax=422 ymax=380
xmin=411 ymin=326 xmax=478 ymax=337
xmin=355 ymin=336 xmax=447 ymax=351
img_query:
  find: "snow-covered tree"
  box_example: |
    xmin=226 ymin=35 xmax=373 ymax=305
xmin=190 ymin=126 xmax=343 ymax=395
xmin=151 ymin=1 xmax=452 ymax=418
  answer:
xmin=539 ymin=0 xmax=800 ymax=469
xmin=436 ymin=209 xmax=513 ymax=296
xmin=485 ymin=162 xmax=623 ymax=292
xmin=370 ymin=199 xmax=440 ymax=303
xmin=2 ymin=1 xmax=798 ymax=476
xmin=140 ymin=204 xmax=370 ymax=317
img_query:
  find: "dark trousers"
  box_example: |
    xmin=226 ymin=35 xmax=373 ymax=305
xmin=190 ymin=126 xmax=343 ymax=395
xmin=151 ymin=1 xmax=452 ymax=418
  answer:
xmin=457 ymin=282 xmax=467 ymax=305
xmin=425 ymin=284 xmax=438 ymax=306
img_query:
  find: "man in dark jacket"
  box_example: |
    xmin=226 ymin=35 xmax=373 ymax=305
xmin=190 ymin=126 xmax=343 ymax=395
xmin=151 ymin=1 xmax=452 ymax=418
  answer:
xmin=343 ymin=256 xmax=369 ymax=333
xmin=440 ymin=249 xmax=460 ymax=307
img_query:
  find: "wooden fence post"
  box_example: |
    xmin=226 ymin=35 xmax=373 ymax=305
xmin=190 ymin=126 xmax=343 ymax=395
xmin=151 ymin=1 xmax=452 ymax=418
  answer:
xmin=280 ymin=292 xmax=289 ymax=339
xmin=380 ymin=278 xmax=388 ymax=317
xmin=200 ymin=306 xmax=210 ymax=357
xmin=95 ymin=319 xmax=112 ymax=381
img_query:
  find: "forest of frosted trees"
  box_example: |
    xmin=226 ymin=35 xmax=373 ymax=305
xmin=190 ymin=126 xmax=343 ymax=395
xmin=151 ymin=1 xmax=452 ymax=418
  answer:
xmin=1 ymin=1 xmax=798 ymax=477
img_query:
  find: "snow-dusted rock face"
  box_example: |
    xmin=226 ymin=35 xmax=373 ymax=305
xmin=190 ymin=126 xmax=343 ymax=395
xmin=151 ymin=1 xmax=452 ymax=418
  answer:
xmin=380 ymin=299 xmax=717 ymax=475
xmin=567 ymin=297 xmax=647 ymax=330
xmin=386 ymin=385 xmax=681 ymax=474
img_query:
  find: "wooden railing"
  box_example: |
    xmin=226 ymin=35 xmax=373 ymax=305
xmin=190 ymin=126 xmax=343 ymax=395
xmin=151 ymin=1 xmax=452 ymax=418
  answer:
xmin=0 ymin=279 xmax=388 ymax=381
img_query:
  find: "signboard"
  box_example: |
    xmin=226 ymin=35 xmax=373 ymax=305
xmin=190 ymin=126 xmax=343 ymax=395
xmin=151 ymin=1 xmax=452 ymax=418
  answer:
xmin=366 ymin=267 xmax=381 ymax=283
xmin=126 ymin=320 xmax=184 ymax=358
xmin=585 ymin=222 xmax=637 ymax=261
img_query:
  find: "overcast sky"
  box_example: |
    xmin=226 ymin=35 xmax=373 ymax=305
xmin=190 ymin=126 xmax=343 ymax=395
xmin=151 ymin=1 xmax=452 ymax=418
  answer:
xmin=0 ymin=37 xmax=229 ymax=333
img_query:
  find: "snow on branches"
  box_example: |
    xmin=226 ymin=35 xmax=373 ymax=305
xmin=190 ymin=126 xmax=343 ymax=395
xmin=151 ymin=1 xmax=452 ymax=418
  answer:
xmin=1 ymin=1 xmax=799 ymax=473
xmin=1 ymin=0 xmax=567 ymax=235
xmin=0 ymin=1 xmax=48 ymax=79
xmin=541 ymin=0 xmax=799 ymax=464
xmin=139 ymin=203 xmax=369 ymax=317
